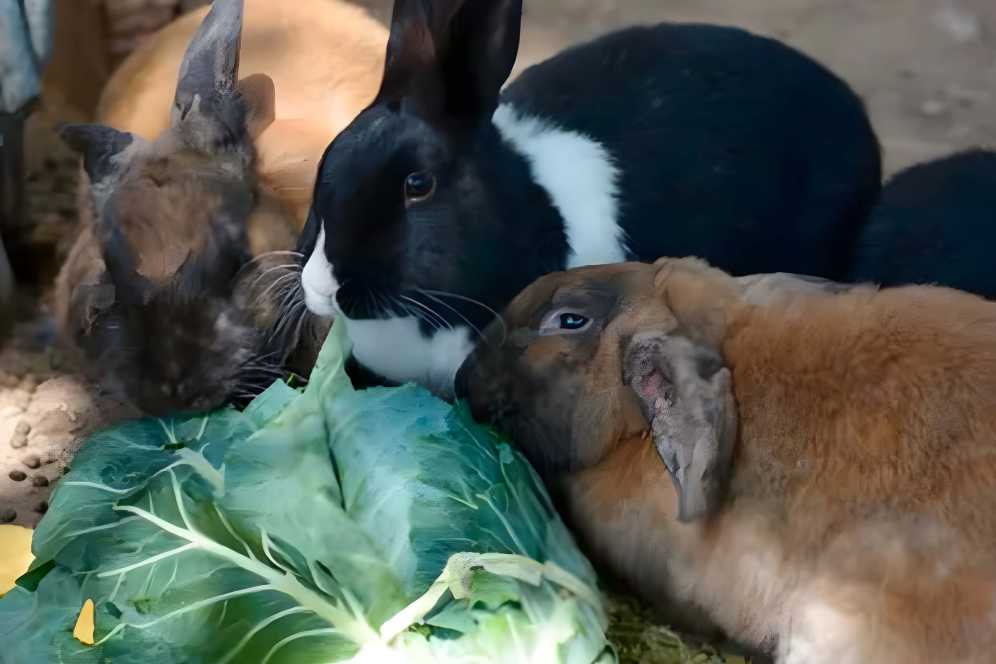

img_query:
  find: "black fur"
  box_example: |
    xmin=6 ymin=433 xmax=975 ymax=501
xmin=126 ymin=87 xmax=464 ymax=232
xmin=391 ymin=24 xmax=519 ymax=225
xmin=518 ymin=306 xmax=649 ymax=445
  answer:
xmin=58 ymin=125 xmax=135 ymax=186
xmin=846 ymin=149 xmax=996 ymax=299
xmin=301 ymin=0 xmax=881 ymax=390
xmin=501 ymin=22 xmax=881 ymax=277
xmin=307 ymin=104 xmax=566 ymax=334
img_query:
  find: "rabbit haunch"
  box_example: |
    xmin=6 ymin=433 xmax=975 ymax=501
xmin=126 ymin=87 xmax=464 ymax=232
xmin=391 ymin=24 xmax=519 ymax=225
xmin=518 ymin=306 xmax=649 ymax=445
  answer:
xmin=301 ymin=102 xmax=629 ymax=395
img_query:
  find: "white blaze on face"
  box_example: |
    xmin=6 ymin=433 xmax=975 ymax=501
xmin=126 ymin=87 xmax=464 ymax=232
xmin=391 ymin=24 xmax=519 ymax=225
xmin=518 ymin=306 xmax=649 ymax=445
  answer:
xmin=301 ymin=227 xmax=339 ymax=317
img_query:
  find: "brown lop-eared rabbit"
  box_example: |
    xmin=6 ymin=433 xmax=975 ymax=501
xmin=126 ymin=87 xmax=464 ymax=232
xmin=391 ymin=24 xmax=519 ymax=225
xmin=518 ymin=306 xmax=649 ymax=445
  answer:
xmin=54 ymin=0 xmax=386 ymax=416
xmin=457 ymin=257 xmax=996 ymax=664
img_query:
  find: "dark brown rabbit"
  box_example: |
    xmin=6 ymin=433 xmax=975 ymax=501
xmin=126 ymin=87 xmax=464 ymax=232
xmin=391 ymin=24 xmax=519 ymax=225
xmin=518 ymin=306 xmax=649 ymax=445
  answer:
xmin=53 ymin=0 xmax=341 ymax=415
xmin=458 ymin=258 xmax=996 ymax=664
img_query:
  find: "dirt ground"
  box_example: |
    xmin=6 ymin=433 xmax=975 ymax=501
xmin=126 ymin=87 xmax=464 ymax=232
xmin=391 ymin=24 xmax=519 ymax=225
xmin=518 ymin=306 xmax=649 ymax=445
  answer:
xmin=1 ymin=0 xmax=994 ymax=542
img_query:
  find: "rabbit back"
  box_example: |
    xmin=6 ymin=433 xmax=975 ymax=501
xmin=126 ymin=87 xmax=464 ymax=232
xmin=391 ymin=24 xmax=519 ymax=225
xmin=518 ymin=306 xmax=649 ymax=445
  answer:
xmin=847 ymin=149 xmax=996 ymax=299
xmin=498 ymin=23 xmax=882 ymax=278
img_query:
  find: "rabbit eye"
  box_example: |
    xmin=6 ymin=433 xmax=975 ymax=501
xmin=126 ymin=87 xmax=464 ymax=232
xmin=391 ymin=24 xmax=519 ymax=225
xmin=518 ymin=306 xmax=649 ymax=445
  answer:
xmin=404 ymin=171 xmax=436 ymax=204
xmin=539 ymin=308 xmax=593 ymax=336
xmin=559 ymin=313 xmax=590 ymax=330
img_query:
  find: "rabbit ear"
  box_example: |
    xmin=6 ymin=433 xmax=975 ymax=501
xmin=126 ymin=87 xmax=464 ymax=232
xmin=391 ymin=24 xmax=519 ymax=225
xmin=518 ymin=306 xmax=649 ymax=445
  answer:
xmin=442 ymin=0 xmax=522 ymax=118
xmin=59 ymin=123 xmax=147 ymax=217
xmin=377 ymin=0 xmax=447 ymax=104
xmin=237 ymin=73 xmax=277 ymax=140
xmin=59 ymin=123 xmax=140 ymax=186
xmin=97 ymin=213 xmax=154 ymax=307
xmin=172 ymin=0 xmax=248 ymax=150
xmin=624 ymin=333 xmax=738 ymax=523
xmin=378 ymin=0 xmax=522 ymax=121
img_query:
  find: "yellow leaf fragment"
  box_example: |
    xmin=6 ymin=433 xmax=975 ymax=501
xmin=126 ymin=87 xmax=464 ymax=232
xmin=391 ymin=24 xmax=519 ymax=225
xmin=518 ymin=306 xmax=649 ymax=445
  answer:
xmin=74 ymin=599 xmax=95 ymax=645
xmin=0 ymin=525 xmax=33 ymax=597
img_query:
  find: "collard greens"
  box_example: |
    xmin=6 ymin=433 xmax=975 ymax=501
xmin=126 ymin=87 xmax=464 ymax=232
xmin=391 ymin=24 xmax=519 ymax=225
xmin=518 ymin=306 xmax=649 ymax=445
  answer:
xmin=0 ymin=323 xmax=613 ymax=663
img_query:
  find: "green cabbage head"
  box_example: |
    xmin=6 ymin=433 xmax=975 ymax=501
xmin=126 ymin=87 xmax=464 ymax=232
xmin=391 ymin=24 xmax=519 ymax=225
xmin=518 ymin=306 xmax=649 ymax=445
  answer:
xmin=0 ymin=322 xmax=614 ymax=664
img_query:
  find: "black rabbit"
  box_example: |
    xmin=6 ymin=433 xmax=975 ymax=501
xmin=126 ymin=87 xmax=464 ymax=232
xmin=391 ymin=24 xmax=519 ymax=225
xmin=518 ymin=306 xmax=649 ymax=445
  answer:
xmin=298 ymin=0 xmax=881 ymax=395
xmin=847 ymin=149 xmax=996 ymax=299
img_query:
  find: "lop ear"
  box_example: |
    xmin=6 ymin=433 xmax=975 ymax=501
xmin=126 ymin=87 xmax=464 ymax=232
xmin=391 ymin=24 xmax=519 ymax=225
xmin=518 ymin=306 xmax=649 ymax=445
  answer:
xmin=172 ymin=0 xmax=248 ymax=151
xmin=377 ymin=0 xmax=522 ymax=122
xmin=624 ymin=333 xmax=738 ymax=522
xmin=654 ymin=257 xmax=742 ymax=348
xmin=736 ymin=272 xmax=863 ymax=306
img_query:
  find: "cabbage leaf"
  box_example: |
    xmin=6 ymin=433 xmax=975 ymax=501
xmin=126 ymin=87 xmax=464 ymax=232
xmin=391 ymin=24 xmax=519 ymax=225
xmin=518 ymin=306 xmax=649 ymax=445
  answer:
xmin=0 ymin=323 xmax=613 ymax=664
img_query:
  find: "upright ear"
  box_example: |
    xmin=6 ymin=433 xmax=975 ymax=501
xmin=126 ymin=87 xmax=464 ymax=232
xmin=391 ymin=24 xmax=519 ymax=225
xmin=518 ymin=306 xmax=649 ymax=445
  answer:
xmin=59 ymin=124 xmax=139 ymax=185
xmin=624 ymin=333 xmax=738 ymax=522
xmin=237 ymin=73 xmax=276 ymax=140
xmin=377 ymin=0 xmax=447 ymax=105
xmin=443 ymin=0 xmax=522 ymax=117
xmin=377 ymin=0 xmax=522 ymax=122
xmin=172 ymin=0 xmax=248 ymax=151
xmin=59 ymin=123 xmax=145 ymax=214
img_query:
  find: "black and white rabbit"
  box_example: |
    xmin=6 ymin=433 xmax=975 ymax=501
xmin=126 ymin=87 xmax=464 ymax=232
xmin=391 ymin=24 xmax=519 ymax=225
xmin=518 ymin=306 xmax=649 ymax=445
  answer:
xmin=298 ymin=0 xmax=882 ymax=395
xmin=846 ymin=149 xmax=996 ymax=300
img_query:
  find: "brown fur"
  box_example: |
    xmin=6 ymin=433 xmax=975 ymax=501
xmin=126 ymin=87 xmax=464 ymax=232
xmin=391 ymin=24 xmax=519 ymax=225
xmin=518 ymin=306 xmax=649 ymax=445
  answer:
xmin=97 ymin=0 xmax=388 ymax=225
xmin=52 ymin=0 xmax=377 ymax=415
xmin=460 ymin=258 xmax=996 ymax=663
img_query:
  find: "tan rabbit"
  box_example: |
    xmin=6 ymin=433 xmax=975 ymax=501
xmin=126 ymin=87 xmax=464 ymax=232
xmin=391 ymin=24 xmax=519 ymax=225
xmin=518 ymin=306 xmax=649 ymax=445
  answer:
xmin=96 ymin=0 xmax=386 ymax=224
xmin=54 ymin=0 xmax=386 ymax=416
xmin=457 ymin=258 xmax=996 ymax=664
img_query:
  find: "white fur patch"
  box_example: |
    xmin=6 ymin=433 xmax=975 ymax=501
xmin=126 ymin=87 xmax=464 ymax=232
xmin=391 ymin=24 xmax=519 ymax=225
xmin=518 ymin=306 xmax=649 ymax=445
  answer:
xmin=301 ymin=227 xmax=472 ymax=393
xmin=345 ymin=316 xmax=473 ymax=398
xmin=778 ymin=597 xmax=865 ymax=664
xmin=301 ymin=227 xmax=339 ymax=317
xmin=492 ymin=104 xmax=628 ymax=268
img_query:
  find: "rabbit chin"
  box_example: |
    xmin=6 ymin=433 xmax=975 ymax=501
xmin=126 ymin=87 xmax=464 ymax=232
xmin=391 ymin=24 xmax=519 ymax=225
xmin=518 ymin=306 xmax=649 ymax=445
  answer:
xmin=300 ymin=228 xmax=473 ymax=395
xmin=344 ymin=315 xmax=474 ymax=398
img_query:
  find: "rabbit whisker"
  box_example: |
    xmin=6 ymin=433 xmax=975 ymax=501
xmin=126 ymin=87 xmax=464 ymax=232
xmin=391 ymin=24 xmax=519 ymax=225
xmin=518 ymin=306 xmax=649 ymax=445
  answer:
xmin=245 ymin=262 xmax=298 ymax=293
xmin=421 ymin=289 xmax=507 ymax=344
xmin=255 ymin=272 xmax=301 ymax=309
xmin=399 ymin=300 xmax=441 ymax=334
xmin=400 ymin=294 xmax=452 ymax=332
xmin=416 ymin=290 xmax=484 ymax=341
